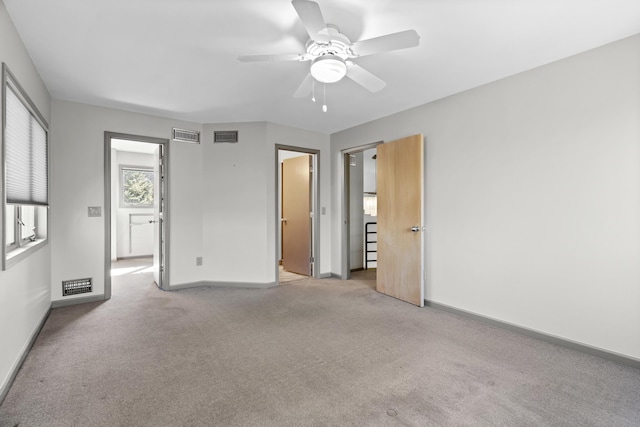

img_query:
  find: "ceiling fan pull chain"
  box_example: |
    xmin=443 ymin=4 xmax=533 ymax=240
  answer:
xmin=322 ymin=83 xmax=327 ymax=112
xmin=312 ymin=78 xmax=316 ymax=103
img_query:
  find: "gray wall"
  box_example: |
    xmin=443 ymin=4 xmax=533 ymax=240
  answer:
xmin=331 ymin=34 xmax=640 ymax=360
xmin=0 ymin=0 xmax=52 ymax=399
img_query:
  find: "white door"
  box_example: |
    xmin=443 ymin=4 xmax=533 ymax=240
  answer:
xmin=152 ymin=145 xmax=165 ymax=288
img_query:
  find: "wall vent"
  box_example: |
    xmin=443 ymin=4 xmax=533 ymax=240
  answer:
xmin=173 ymin=128 xmax=200 ymax=143
xmin=213 ymin=130 xmax=239 ymax=143
xmin=62 ymin=278 xmax=92 ymax=296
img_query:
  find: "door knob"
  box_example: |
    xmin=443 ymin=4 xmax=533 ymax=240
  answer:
xmin=410 ymin=226 xmax=421 ymax=232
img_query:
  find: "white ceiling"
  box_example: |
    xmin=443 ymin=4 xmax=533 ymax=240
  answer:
xmin=5 ymin=0 xmax=640 ymax=134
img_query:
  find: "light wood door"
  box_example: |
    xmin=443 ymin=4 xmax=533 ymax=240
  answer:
xmin=282 ymin=155 xmax=312 ymax=276
xmin=376 ymin=134 xmax=424 ymax=306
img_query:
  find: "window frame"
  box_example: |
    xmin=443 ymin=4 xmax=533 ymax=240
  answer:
xmin=2 ymin=63 xmax=50 ymax=270
xmin=120 ymin=165 xmax=154 ymax=208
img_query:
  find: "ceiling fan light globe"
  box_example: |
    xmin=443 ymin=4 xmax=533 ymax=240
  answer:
xmin=310 ymin=55 xmax=347 ymax=83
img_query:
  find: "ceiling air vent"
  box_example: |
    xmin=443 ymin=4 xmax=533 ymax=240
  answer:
xmin=213 ymin=130 xmax=239 ymax=143
xmin=173 ymin=128 xmax=200 ymax=143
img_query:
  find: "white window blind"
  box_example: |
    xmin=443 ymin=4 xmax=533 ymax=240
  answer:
xmin=5 ymin=84 xmax=48 ymax=205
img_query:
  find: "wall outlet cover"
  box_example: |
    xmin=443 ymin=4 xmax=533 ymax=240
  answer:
xmin=88 ymin=206 xmax=102 ymax=217
xmin=196 ymin=257 xmax=203 ymax=266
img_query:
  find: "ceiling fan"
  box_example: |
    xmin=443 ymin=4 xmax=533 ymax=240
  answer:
xmin=238 ymin=0 xmax=420 ymax=101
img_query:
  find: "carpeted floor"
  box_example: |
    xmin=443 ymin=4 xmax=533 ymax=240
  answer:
xmin=1 ymin=258 xmax=639 ymax=426
xmin=278 ymin=265 xmax=309 ymax=283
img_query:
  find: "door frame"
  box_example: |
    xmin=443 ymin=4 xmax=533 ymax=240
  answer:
xmin=340 ymin=141 xmax=383 ymax=280
xmin=275 ymin=144 xmax=320 ymax=283
xmin=104 ymin=131 xmax=170 ymax=298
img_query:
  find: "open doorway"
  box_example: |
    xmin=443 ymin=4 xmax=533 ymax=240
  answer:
xmin=276 ymin=145 xmax=319 ymax=284
xmin=343 ymin=136 xmax=425 ymax=306
xmin=343 ymin=145 xmax=380 ymax=282
xmin=104 ymin=132 xmax=169 ymax=298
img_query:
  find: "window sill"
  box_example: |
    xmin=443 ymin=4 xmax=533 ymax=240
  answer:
xmin=4 ymin=238 xmax=48 ymax=270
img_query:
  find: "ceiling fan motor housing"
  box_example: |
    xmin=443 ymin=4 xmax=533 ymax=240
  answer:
xmin=305 ymin=25 xmax=352 ymax=57
xmin=306 ymin=25 xmax=352 ymax=83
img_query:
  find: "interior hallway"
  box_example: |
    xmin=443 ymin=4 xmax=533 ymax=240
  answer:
xmin=1 ymin=260 xmax=639 ymax=426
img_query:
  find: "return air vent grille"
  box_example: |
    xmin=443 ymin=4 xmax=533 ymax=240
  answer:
xmin=213 ymin=130 xmax=239 ymax=143
xmin=173 ymin=128 xmax=200 ymax=143
xmin=62 ymin=278 xmax=92 ymax=296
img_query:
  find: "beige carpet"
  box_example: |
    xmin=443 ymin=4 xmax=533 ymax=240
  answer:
xmin=278 ymin=265 xmax=308 ymax=283
xmin=1 ymin=258 xmax=639 ymax=426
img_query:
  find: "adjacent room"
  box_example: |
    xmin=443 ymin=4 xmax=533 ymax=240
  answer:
xmin=1 ymin=0 xmax=639 ymax=425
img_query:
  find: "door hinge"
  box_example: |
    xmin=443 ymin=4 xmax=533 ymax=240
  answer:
xmin=310 ymin=256 xmax=314 ymax=263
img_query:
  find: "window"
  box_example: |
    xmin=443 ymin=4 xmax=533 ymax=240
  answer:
xmin=2 ymin=63 xmax=49 ymax=269
xmin=120 ymin=166 xmax=154 ymax=207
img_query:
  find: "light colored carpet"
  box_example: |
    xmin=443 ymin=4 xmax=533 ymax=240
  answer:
xmin=1 ymin=258 xmax=639 ymax=426
xmin=278 ymin=265 xmax=308 ymax=283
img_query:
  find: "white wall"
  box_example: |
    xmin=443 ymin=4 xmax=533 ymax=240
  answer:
xmin=331 ymin=34 xmax=640 ymax=360
xmin=200 ymin=122 xmax=330 ymax=284
xmin=200 ymin=122 xmax=269 ymax=284
xmin=363 ymin=148 xmax=376 ymax=194
xmin=50 ymin=103 xmax=330 ymax=300
xmin=0 ymin=0 xmax=52 ymax=398
xmin=50 ymin=100 xmax=204 ymax=300
xmin=267 ymin=123 xmax=331 ymax=278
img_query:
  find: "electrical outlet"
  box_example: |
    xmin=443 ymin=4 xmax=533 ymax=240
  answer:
xmin=196 ymin=257 xmax=203 ymax=266
xmin=88 ymin=206 xmax=101 ymax=217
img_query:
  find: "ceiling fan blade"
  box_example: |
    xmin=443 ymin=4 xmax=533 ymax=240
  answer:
xmin=293 ymin=74 xmax=313 ymax=98
xmin=346 ymin=63 xmax=386 ymax=93
xmin=351 ymin=30 xmax=420 ymax=57
xmin=238 ymin=53 xmax=304 ymax=62
xmin=292 ymin=0 xmax=327 ymax=41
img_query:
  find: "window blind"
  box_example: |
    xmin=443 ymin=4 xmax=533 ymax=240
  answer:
xmin=5 ymin=84 xmax=48 ymax=205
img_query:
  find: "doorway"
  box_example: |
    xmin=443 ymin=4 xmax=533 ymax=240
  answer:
xmin=341 ymin=135 xmax=425 ymax=307
xmin=341 ymin=142 xmax=382 ymax=280
xmin=104 ymin=132 xmax=170 ymax=298
xmin=276 ymin=145 xmax=319 ymax=284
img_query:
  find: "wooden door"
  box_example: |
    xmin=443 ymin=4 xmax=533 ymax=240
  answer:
xmin=282 ymin=155 xmax=312 ymax=276
xmin=376 ymin=134 xmax=424 ymax=306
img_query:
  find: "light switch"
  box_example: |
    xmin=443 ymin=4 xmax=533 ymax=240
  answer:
xmin=88 ymin=206 xmax=101 ymax=217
